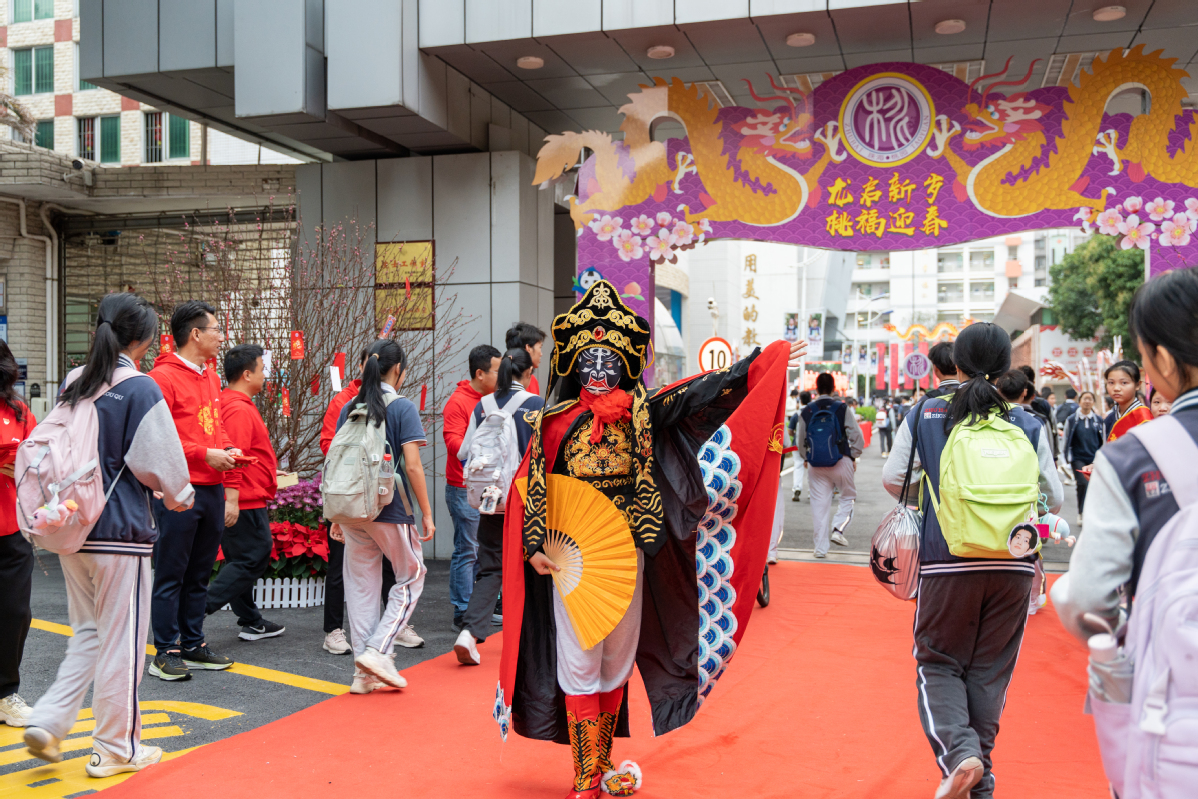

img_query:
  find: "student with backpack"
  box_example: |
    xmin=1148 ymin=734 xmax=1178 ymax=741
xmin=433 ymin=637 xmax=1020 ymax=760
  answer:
xmin=1052 ymin=269 xmax=1198 ymax=798
xmin=0 ymin=340 xmax=38 ymax=728
xmin=452 ymin=347 xmax=542 ymax=665
xmin=506 ymin=322 xmax=546 ymax=396
xmin=21 ymin=293 xmax=194 ymax=777
xmin=795 ymin=372 xmax=864 ymax=557
xmin=881 ymin=323 xmax=1063 ymax=799
xmin=325 ymin=339 xmax=433 ymax=693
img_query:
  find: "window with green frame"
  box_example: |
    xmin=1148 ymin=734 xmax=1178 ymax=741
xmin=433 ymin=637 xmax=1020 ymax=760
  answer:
xmin=99 ymin=115 xmax=120 ymax=163
xmin=168 ymin=115 xmax=190 ymax=159
xmin=15 ymin=46 xmax=54 ymax=95
xmin=13 ymin=0 xmax=54 ymax=23
xmin=34 ymin=119 xmax=53 ymax=149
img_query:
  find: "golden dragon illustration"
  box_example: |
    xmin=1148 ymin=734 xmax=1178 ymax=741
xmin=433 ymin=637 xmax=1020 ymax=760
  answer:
xmin=926 ymin=46 xmax=1196 ymax=219
xmin=532 ymin=77 xmax=845 ymax=230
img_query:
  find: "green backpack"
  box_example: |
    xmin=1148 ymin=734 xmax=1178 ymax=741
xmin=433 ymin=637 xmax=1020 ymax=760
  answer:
xmin=927 ymin=411 xmax=1042 ymax=559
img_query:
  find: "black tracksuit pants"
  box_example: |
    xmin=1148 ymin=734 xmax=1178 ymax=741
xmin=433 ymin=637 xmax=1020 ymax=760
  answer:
xmin=913 ymin=570 xmax=1033 ymax=798
xmin=0 ymin=532 xmax=34 ymax=698
xmin=205 ymin=507 xmax=272 ymax=626
xmin=460 ymin=513 xmax=503 ymax=642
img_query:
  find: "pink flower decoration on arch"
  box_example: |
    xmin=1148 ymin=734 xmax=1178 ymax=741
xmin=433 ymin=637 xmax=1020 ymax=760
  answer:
xmin=614 ymin=229 xmax=644 ymax=262
xmin=646 ymin=234 xmax=674 ymax=263
xmin=1144 ymin=197 xmax=1174 ymax=221
xmin=1122 ymin=196 xmax=1143 ymax=215
xmin=655 ymin=211 xmax=673 ymax=228
xmin=589 ymin=214 xmax=623 ymax=242
xmin=628 ymin=214 xmax=655 ymax=237
xmin=1161 ymin=217 xmax=1192 ymax=247
xmin=671 ymin=220 xmax=696 ymax=246
xmin=1095 ymin=207 xmax=1123 ymax=236
xmin=1117 ymin=214 xmax=1154 ymax=250
xmin=1185 ymin=198 xmax=1198 ymax=221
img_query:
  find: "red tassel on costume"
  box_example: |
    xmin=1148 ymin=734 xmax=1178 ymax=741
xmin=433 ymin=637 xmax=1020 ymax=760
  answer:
xmin=577 ymin=389 xmax=633 ymax=443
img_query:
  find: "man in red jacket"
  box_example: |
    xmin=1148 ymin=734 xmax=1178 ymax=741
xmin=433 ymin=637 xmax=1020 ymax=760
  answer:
xmin=148 ymin=301 xmax=238 ymax=681
xmin=444 ymin=344 xmax=500 ymax=631
xmin=204 ymin=344 xmax=285 ymax=641
xmin=318 ymin=348 xmax=401 ymax=654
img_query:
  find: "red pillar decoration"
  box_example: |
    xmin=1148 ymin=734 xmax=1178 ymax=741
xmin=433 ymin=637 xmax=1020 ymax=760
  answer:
xmin=890 ymin=343 xmax=899 ymax=395
xmin=876 ymin=343 xmax=887 ymax=389
xmin=903 ymin=342 xmax=914 ymax=390
xmin=918 ymin=340 xmax=930 ymax=390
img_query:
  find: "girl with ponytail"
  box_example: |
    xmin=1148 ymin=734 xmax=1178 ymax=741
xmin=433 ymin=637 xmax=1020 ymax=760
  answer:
xmin=452 ymin=347 xmax=543 ymax=665
xmin=882 ymin=322 xmax=1063 ymax=797
xmin=23 ymin=292 xmax=194 ymax=775
xmin=333 ymin=338 xmax=434 ymax=691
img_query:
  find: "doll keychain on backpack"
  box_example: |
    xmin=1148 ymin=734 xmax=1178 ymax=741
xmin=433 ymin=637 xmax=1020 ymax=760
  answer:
xmin=1036 ymin=492 xmax=1075 ymax=546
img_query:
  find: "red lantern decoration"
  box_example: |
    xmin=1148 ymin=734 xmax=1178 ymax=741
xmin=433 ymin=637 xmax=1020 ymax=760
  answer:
xmin=290 ymin=331 xmax=305 ymax=360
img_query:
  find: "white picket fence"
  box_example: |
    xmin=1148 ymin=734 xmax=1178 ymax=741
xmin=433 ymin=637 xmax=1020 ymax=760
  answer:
xmin=221 ymin=577 xmax=326 ymax=610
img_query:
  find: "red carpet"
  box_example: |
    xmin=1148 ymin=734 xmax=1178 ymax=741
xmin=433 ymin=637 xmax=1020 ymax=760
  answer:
xmin=104 ymin=563 xmax=1106 ymax=798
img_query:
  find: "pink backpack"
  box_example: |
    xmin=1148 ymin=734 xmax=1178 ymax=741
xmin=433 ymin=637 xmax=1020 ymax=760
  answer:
xmin=14 ymin=366 xmax=144 ymax=554
xmin=1092 ymin=415 xmax=1198 ymax=799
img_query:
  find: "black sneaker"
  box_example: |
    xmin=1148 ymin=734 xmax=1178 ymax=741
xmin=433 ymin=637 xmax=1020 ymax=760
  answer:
xmin=452 ymin=613 xmax=464 ymax=633
xmin=149 ymin=651 xmax=191 ymax=681
xmin=492 ymin=597 xmax=503 ymax=626
xmin=238 ymin=620 xmax=286 ymax=641
xmin=181 ymin=644 xmax=234 ymax=670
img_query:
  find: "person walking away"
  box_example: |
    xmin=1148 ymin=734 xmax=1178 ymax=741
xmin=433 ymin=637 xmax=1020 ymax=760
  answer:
xmin=203 ymin=345 xmax=285 ymax=641
xmin=796 ymin=372 xmax=864 ymax=557
xmin=881 ymin=323 xmax=1063 ymax=799
xmin=1055 ymin=388 xmax=1079 ymax=427
xmin=148 ymin=301 xmax=237 ymax=680
xmin=452 ymin=348 xmax=541 ymax=665
xmin=333 ymin=340 xmax=434 ymax=693
xmin=1062 ymin=391 xmax=1103 ymax=528
xmin=1050 ymin=269 xmax=1198 ymax=798
xmin=443 ymin=345 xmax=499 ymax=632
xmin=506 ymin=322 xmax=546 ymax=396
xmin=790 ymin=390 xmax=811 ymax=499
xmin=23 ymin=293 xmax=194 ymax=776
xmin=1020 ymin=365 xmax=1060 ymax=464
xmin=1148 ymin=385 xmax=1172 ymax=418
xmin=876 ymin=399 xmax=893 ymax=458
xmin=925 ymin=342 xmax=959 ymax=399
xmin=0 ymin=340 xmax=37 ymax=727
xmin=319 ymin=348 xmax=401 ymax=654
xmin=1102 ymin=360 xmax=1153 ymax=442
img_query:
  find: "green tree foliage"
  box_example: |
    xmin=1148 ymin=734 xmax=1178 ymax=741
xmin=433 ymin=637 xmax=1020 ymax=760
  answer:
xmin=1047 ymin=235 xmax=1143 ymax=353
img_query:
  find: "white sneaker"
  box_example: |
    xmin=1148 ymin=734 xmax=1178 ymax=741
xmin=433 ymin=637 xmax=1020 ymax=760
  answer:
xmin=830 ymin=531 xmax=849 ymax=547
xmin=23 ymin=727 xmax=62 ymax=763
xmin=350 ymin=668 xmax=385 ymax=694
xmin=454 ymin=629 xmax=481 ymax=666
xmin=395 ymin=625 xmax=424 ymax=649
xmin=323 ymin=628 xmax=350 ymax=655
xmin=0 ymin=693 xmax=32 ymax=727
xmin=1029 ymin=593 xmax=1048 ymax=616
xmin=934 ymin=756 xmax=983 ymax=799
xmin=85 ymin=745 xmax=163 ymax=778
xmin=355 ymin=646 xmax=407 ymax=689
xmin=814 ymin=552 xmax=827 ymax=559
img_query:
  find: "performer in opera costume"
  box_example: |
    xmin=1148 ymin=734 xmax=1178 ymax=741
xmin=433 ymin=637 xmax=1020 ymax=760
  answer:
xmin=494 ymin=281 xmax=804 ymax=798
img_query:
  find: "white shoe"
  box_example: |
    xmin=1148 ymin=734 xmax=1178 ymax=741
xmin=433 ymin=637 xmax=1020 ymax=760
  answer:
xmin=395 ymin=625 xmax=424 ymax=649
xmin=934 ymin=756 xmax=983 ymax=799
xmin=830 ymin=531 xmax=849 ymax=547
xmin=323 ymin=628 xmax=350 ymax=655
xmin=355 ymin=646 xmax=407 ymax=689
xmin=0 ymin=693 xmax=32 ymax=727
xmin=1077 ymin=513 xmax=1083 ymax=528
xmin=814 ymin=552 xmax=827 ymax=559
xmin=1029 ymin=593 xmax=1048 ymax=616
xmin=85 ymin=745 xmax=162 ymax=778
xmin=24 ymin=727 xmax=63 ymax=763
xmin=350 ymin=668 xmax=385 ymax=694
xmin=454 ymin=629 xmax=481 ymax=666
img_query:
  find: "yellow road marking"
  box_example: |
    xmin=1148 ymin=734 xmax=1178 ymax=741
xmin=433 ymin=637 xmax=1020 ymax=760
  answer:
xmin=0 ymin=715 xmax=171 ymax=748
xmin=140 ymin=700 xmax=242 ymax=720
xmin=31 ymin=618 xmax=348 ymax=694
xmin=0 ymin=746 xmax=197 ymax=798
xmin=0 ymin=726 xmax=184 ymax=768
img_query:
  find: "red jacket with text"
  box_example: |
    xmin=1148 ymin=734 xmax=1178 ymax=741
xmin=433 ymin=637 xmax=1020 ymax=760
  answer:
xmin=149 ymin=353 xmax=231 ymax=486
xmin=220 ymin=389 xmax=278 ymax=508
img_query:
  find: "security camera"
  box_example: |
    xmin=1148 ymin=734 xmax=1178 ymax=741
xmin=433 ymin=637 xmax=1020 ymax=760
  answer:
xmin=71 ymin=159 xmax=84 ymax=170
xmin=706 ymin=297 xmax=718 ymax=312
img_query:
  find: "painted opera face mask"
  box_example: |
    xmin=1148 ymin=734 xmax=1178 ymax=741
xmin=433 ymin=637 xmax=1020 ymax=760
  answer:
xmin=577 ymin=347 xmax=624 ymax=395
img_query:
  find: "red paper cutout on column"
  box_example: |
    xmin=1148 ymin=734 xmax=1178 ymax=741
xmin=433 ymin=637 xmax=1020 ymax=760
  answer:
xmin=419 ymin=383 xmax=427 ymax=411
xmin=333 ymin=352 xmax=346 ymax=381
xmin=159 ymin=334 xmax=175 ymax=354
xmin=311 ymin=375 xmax=320 ymax=396
xmin=290 ymin=331 xmax=305 ymax=360
xmin=281 ymin=387 xmax=291 ymax=417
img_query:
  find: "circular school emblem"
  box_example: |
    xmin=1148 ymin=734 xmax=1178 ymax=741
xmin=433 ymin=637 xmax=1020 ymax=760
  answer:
xmin=839 ymin=73 xmax=935 ymax=167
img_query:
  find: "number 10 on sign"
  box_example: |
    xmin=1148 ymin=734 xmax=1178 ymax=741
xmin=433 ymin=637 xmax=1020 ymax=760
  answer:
xmin=698 ymin=336 xmax=733 ymax=373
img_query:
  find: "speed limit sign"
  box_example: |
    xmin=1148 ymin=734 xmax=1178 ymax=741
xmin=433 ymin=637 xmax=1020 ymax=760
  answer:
xmin=698 ymin=336 xmax=733 ymax=372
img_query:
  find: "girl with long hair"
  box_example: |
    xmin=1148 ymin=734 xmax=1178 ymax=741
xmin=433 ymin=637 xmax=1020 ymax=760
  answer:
xmin=452 ymin=347 xmax=543 ymax=665
xmin=24 ymin=292 xmax=194 ymax=778
xmin=0 ymin=340 xmax=37 ymax=729
xmin=882 ymin=323 xmax=1063 ymax=799
xmin=333 ymin=338 xmax=434 ymax=693
xmin=1102 ymin=360 xmax=1152 ymax=442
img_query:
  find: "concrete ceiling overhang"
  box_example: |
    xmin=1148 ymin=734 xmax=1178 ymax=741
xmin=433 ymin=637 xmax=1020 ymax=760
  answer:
xmin=993 ymin=289 xmax=1046 ymax=332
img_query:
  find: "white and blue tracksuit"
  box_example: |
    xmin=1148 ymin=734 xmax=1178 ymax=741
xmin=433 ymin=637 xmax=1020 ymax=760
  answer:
xmin=30 ymin=356 xmax=193 ymax=764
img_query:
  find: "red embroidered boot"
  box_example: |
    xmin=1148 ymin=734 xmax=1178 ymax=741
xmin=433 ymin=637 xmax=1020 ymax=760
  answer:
xmin=596 ymin=686 xmax=642 ymax=796
xmin=565 ymin=694 xmax=601 ymax=799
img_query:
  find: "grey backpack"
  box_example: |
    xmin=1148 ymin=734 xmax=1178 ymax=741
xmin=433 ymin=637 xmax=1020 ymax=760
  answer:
xmin=321 ymin=394 xmax=412 ymax=524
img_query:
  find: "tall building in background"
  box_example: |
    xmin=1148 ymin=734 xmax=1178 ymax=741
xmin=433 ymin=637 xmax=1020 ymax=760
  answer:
xmin=1 ymin=0 xmax=297 ymax=166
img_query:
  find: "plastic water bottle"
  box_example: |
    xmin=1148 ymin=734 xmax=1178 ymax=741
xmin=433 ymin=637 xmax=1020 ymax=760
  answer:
xmin=1088 ymin=633 xmax=1118 ymax=663
xmin=379 ymin=453 xmax=395 ymax=499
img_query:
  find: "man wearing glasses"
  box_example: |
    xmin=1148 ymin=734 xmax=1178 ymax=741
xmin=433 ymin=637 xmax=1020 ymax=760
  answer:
xmin=147 ymin=301 xmax=239 ymax=681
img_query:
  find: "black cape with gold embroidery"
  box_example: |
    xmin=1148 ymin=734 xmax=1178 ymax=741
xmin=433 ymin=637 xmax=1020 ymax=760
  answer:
xmin=497 ymin=349 xmax=764 ymax=744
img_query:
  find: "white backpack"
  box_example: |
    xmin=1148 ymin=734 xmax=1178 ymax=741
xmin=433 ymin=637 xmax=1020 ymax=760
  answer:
xmin=321 ymin=394 xmax=412 ymax=525
xmin=1091 ymin=415 xmax=1198 ymax=799
xmin=463 ymin=392 xmax=530 ymax=513
xmin=15 ymin=366 xmax=145 ymax=554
